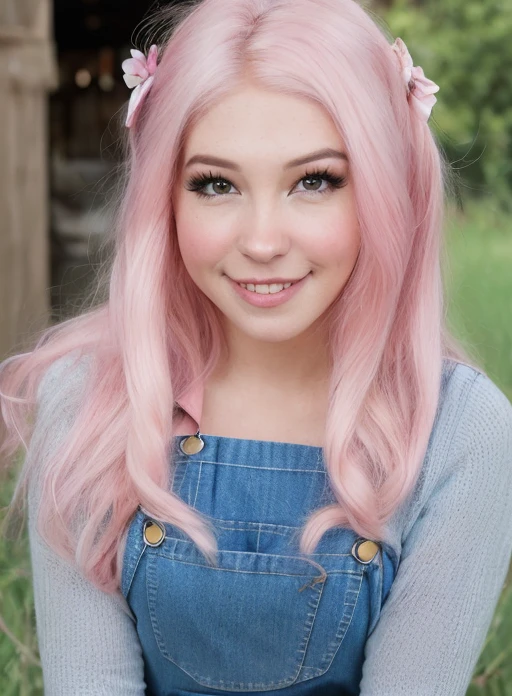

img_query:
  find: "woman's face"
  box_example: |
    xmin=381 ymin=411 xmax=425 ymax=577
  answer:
xmin=173 ymin=82 xmax=361 ymax=344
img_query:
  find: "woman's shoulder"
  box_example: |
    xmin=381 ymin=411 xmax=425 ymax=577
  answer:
xmin=440 ymin=358 xmax=512 ymax=434
xmin=383 ymin=359 xmax=512 ymax=559
xmin=424 ymin=357 xmax=511 ymax=507
xmin=426 ymin=359 xmax=512 ymax=496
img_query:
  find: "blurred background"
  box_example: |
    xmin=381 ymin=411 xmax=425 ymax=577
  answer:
xmin=0 ymin=0 xmax=511 ymax=694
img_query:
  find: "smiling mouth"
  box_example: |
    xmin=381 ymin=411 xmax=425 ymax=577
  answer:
xmin=237 ymin=281 xmax=293 ymax=294
xmin=230 ymin=272 xmax=308 ymax=284
xmin=227 ymin=273 xmax=311 ymax=298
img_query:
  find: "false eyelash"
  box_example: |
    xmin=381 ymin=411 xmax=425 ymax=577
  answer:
xmin=184 ymin=167 xmax=347 ymax=199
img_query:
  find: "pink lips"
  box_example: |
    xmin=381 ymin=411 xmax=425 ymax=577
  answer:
xmin=227 ymin=273 xmax=310 ymax=308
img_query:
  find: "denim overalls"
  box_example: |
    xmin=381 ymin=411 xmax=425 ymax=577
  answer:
xmin=121 ymin=433 xmax=397 ymax=696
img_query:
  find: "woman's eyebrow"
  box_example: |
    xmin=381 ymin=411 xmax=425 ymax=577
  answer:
xmin=184 ymin=148 xmax=348 ymax=171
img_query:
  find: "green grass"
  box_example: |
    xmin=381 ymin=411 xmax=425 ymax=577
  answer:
xmin=1 ymin=196 xmax=511 ymax=694
xmin=445 ymin=197 xmax=512 ymax=402
xmin=0 ymin=461 xmax=43 ymax=695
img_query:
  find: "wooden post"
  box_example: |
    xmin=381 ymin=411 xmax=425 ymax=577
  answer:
xmin=0 ymin=0 xmax=58 ymax=360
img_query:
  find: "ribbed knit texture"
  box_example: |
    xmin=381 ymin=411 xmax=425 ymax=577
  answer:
xmin=26 ymin=355 xmax=512 ymax=695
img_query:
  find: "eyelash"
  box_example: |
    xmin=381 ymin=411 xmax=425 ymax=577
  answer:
xmin=184 ymin=167 xmax=347 ymax=200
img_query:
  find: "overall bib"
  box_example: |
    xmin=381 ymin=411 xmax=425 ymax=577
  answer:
xmin=121 ymin=433 xmax=397 ymax=696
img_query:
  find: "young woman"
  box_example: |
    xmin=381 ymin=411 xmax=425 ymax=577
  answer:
xmin=1 ymin=0 xmax=511 ymax=694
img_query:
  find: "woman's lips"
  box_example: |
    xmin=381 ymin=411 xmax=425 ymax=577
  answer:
xmin=227 ymin=273 xmax=310 ymax=308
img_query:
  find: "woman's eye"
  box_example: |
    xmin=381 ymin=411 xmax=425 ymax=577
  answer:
xmin=185 ymin=168 xmax=347 ymax=200
xmin=206 ymin=179 xmax=235 ymax=196
xmin=296 ymin=176 xmax=330 ymax=194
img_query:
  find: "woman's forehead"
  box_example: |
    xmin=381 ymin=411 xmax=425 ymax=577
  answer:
xmin=181 ymin=86 xmax=345 ymax=166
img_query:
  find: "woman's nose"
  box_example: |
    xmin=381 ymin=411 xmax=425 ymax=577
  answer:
xmin=236 ymin=206 xmax=291 ymax=261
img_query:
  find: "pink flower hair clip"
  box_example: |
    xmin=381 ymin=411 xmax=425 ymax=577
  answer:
xmin=391 ymin=38 xmax=440 ymax=123
xmin=122 ymin=44 xmax=159 ymax=128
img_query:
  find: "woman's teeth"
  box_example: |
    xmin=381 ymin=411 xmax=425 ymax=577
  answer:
xmin=238 ymin=282 xmax=293 ymax=294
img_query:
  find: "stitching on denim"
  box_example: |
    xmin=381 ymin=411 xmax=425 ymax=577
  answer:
xmin=317 ymin=570 xmax=364 ymax=671
xmin=192 ymin=460 xmax=202 ymax=508
xmin=125 ymin=544 xmax=146 ymax=599
xmin=161 ymin=531 xmax=360 ymax=559
xmin=256 ymin=524 xmax=262 ymax=552
xmin=295 ymin=576 xmax=327 ymax=676
xmin=122 ymin=521 xmax=147 ymax=598
xmin=151 ymin=550 xmax=364 ymax=575
xmin=367 ymin=554 xmax=384 ymax=638
xmin=174 ymin=460 xmax=188 ymax=497
xmin=216 ymin=525 xmax=288 ymax=536
xmin=174 ymin=457 xmax=327 ymax=473
xmin=209 ymin=518 xmax=302 ymax=530
xmin=121 ymin=511 xmax=145 ymax=597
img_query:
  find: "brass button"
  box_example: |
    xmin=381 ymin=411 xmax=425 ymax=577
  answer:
xmin=179 ymin=434 xmax=205 ymax=455
xmin=143 ymin=519 xmax=165 ymax=547
xmin=351 ymin=539 xmax=380 ymax=564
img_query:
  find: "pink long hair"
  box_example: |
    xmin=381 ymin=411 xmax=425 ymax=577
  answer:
xmin=0 ymin=0 xmax=484 ymax=595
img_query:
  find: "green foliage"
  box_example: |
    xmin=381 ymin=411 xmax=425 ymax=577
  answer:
xmin=377 ymin=0 xmax=512 ymax=210
xmin=0 ymin=460 xmax=43 ymax=696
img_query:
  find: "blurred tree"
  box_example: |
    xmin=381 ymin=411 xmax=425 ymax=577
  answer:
xmin=375 ymin=0 xmax=512 ymax=211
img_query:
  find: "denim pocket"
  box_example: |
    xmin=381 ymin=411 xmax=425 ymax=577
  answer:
xmin=144 ymin=520 xmax=366 ymax=690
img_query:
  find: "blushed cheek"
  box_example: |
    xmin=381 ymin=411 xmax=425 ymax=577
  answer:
xmin=176 ymin=217 xmax=230 ymax=272
xmin=176 ymin=224 xmax=200 ymax=267
xmin=308 ymin=216 xmax=360 ymax=267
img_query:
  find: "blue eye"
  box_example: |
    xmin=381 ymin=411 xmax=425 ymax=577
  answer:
xmin=185 ymin=167 xmax=347 ymax=199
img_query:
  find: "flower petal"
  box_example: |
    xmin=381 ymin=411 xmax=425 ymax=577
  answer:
xmin=392 ymin=38 xmax=413 ymax=71
xmin=411 ymin=66 xmax=440 ymax=95
xmin=122 ymin=56 xmax=149 ymax=81
xmin=125 ymin=75 xmax=154 ymax=128
xmin=123 ymin=74 xmax=143 ymax=89
xmin=411 ymin=92 xmax=438 ymax=122
xmin=130 ymin=49 xmax=147 ymax=63
xmin=146 ymin=45 xmax=159 ymax=75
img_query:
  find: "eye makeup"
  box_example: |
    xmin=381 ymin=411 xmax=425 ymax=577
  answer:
xmin=184 ymin=166 xmax=348 ymax=200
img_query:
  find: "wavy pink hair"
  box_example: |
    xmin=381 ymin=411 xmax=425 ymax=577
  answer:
xmin=0 ymin=0 xmax=484 ymax=595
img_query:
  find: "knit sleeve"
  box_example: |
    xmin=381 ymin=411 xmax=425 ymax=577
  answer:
xmin=26 ymin=355 xmax=147 ymax=695
xmin=359 ymin=369 xmax=512 ymax=696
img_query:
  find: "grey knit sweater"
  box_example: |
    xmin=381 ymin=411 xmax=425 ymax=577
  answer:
xmin=25 ymin=354 xmax=512 ymax=695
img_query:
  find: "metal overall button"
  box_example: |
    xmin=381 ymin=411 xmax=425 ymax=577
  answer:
xmin=179 ymin=430 xmax=205 ymax=455
xmin=351 ymin=538 xmax=380 ymax=564
xmin=143 ymin=518 xmax=166 ymax=547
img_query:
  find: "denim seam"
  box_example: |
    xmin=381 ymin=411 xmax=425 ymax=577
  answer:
xmin=175 ymin=457 xmax=326 ymax=473
xmin=367 ymin=554 xmax=384 ymax=638
xmin=125 ymin=545 xmax=146 ymax=599
xmin=206 ymin=518 xmax=303 ymax=530
xmin=192 ymin=460 xmax=202 ymax=508
xmin=149 ymin=550 xmax=364 ymax=575
xmin=317 ymin=570 xmax=365 ymax=671
xmin=174 ymin=460 xmax=188 ymax=497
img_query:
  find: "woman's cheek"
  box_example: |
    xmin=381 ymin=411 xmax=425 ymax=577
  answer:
xmin=303 ymin=218 xmax=360 ymax=264
xmin=177 ymin=218 xmax=231 ymax=268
